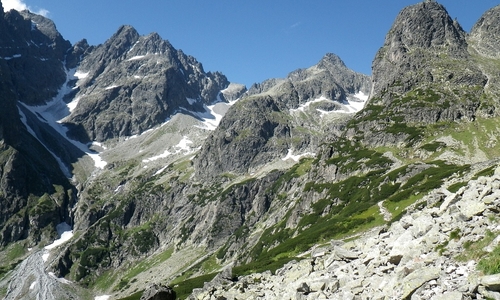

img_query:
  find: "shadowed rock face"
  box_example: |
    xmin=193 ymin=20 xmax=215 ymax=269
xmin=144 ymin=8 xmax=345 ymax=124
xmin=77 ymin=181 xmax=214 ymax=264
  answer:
xmin=64 ymin=25 xmax=230 ymax=142
xmin=0 ymin=7 xmax=75 ymax=246
xmin=0 ymin=9 xmax=71 ymax=105
xmin=470 ymin=5 xmax=500 ymax=58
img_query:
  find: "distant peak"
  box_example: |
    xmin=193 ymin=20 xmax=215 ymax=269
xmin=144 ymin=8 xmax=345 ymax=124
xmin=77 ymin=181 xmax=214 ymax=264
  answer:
xmin=315 ymin=53 xmax=349 ymax=73
xmin=321 ymin=53 xmax=345 ymax=65
xmin=112 ymin=25 xmax=140 ymax=40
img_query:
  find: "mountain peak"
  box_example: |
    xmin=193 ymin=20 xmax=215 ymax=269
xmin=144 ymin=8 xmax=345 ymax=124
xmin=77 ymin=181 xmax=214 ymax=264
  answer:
xmin=317 ymin=53 xmax=347 ymax=70
xmin=109 ymin=24 xmax=140 ymax=45
xmin=388 ymin=1 xmax=466 ymax=52
xmin=370 ymin=0 xmax=468 ymax=99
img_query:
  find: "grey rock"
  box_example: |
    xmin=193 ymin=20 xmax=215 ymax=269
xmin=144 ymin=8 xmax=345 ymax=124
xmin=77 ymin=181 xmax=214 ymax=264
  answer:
xmin=478 ymin=285 xmax=500 ymax=300
xmin=470 ymin=5 xmax=500 ymax=58
xmin=140 ymin=284 xmax=176 ymax=300
xmin=333 ymin=246 xmax=359 ymax=260
xmin=431 ymin=291 xmax=463 ymax=300
xmin=400 ymin=267 xmax=441 ymax=299
xmin=480 ymin=274 xmax=500 ymax=291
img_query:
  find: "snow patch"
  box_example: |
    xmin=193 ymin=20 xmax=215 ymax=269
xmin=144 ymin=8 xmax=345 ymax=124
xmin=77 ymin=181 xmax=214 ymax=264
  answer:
xmin=48 ymin=272 xmax=72 ymax=284
xmin=176 ymin=136 xmax=193 ymax=152
xmin=127 ymin=55 xmax=146 ymax=61
xmin=281 ymin=149 xmax=315 ymax=162
xmin=142 ymin=136 xmax=194 ymax=163
xmin=105 ymin=85 xmax=120 ymax=90
xmin=42 ymin=253 xmax=50 ymax=262
xmin=1 ymin=54 xmax=22 ymax=60
xmin=29 ymin=281 xmax=37 ymax=290
xmin=74 ymin=71 xmax=89 ymax=79
xmin=291 ymin=92 xmax=368 ymax=116
xmin=186 ymin=98 xmax=198 ymax=105
xmin=192 ymin=103 xmax=227 ymax=131
xmin=95 ymin=296 xmax=111 ymax=300
xmin=44 ymin=223 xmax=73 ymax=250
xmin=143 ymin=150 xmax=173 ymax=163
xmin=20 ymin=67 xmax=108 ymax=170
xmin=154 ymin=166 xmax=168 ymax=176
xmin=67 ymin=96 xmax=80 ymax=113
xmin=291 ymin=96 xmax=330 ymax=112
xmin=353 ymin=91 xmax=369 ymax=101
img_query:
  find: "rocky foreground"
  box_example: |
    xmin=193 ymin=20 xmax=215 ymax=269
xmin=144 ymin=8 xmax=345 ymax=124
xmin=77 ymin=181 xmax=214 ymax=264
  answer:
xmin=190 ymin=165 xmax=500 ymax=300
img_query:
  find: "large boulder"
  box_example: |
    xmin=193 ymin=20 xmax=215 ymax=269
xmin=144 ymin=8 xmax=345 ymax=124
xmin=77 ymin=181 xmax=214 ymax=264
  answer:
xmin=140 ymin=284 xmax=176 ymax=300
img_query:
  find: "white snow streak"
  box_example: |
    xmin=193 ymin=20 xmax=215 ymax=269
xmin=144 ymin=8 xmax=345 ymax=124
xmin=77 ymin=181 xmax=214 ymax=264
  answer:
xmin=1 ymin=54 xmax=22 ymax=60
xmin=292 ymin=91 xmax=368 ymax=116
xmin=74 ymin=71 xmax=89 ymax=79
xmin=127 ymin=55 xmax=145 ymax=61
xmin=42 ymin=223 xmax=73 ymax=262
xmin=142 ymin=136 xmax=194 ymax=163
xmin=22 ymin=67 xmax=108 ymax=170
xmin=105 ymin=85 xmax=120 ymax=90
xmin=95 ymin=296 xmax=111 ymax=300
xmin=44 ymin=223 xmax=73 ymax=250
xmin=281 ymin=149 xmax=315 ymax=162
xmin=291 ymin=96 xmax=330 ymax=112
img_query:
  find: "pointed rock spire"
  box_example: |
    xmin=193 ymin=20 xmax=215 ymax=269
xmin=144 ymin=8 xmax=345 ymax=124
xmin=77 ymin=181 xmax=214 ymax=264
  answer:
xmin=371 ymin=1 xmax=467 ymax=100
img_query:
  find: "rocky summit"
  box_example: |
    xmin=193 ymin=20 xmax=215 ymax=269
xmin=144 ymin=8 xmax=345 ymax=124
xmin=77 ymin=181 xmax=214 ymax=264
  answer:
xmin=2 ymin=1 xmax=500 ymax=300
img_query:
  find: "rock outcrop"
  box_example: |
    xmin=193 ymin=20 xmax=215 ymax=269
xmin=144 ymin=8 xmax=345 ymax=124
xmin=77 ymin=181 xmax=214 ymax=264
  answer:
xmin=470 ymin=5 xmax=500 ymax=58
xmin=370 ymin=1 xmax=469 ymax=100
xmin=140 ymin=284 xmax=176 ymax=300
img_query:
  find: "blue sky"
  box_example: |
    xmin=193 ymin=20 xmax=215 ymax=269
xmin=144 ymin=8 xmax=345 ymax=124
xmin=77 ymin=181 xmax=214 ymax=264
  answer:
xmin=3 ymin=0 xmax=499 ymax=87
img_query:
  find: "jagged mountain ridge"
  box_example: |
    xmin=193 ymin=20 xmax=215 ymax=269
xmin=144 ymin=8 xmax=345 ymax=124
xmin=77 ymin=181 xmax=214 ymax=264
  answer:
xmin=65 ymin=25 xmax=234 ymax=142
xmin=194 ymin=52 xmax=371 ymax=179
xmin=2 ymin=1 xmax=500 ymax=300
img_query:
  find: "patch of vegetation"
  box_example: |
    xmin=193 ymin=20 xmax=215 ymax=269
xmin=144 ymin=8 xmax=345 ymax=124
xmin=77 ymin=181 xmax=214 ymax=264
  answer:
xmin=172 ymin=273 xmax=218 ymax=300
xmin=447 ymin=182 xmax=467 ymax=193
xmin=420 ymin=141 xmax=446 ymax=152
xmin=29 ymin=193 xmax=57 ymax=215
xmin=116 ymin=247 xmax=174 ymax=289
xmin=472 ymin=165 xmax=496 ymax=180
xmin=478 ymin=245 xmax=500 ymax=275
xmin=457 ymin=230 xmax=496 ymax=263
xmin=267 ymin=158 xmax=313 ymax=195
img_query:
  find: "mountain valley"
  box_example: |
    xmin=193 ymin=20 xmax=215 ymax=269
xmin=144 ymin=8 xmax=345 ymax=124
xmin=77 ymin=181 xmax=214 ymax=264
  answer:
xmin=1 ymin=1 xmax=500 ymax=299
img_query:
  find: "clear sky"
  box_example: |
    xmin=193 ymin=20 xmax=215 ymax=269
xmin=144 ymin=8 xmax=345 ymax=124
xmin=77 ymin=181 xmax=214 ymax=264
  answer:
xmin=2 ymin=0 xmax=499 ymax=87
